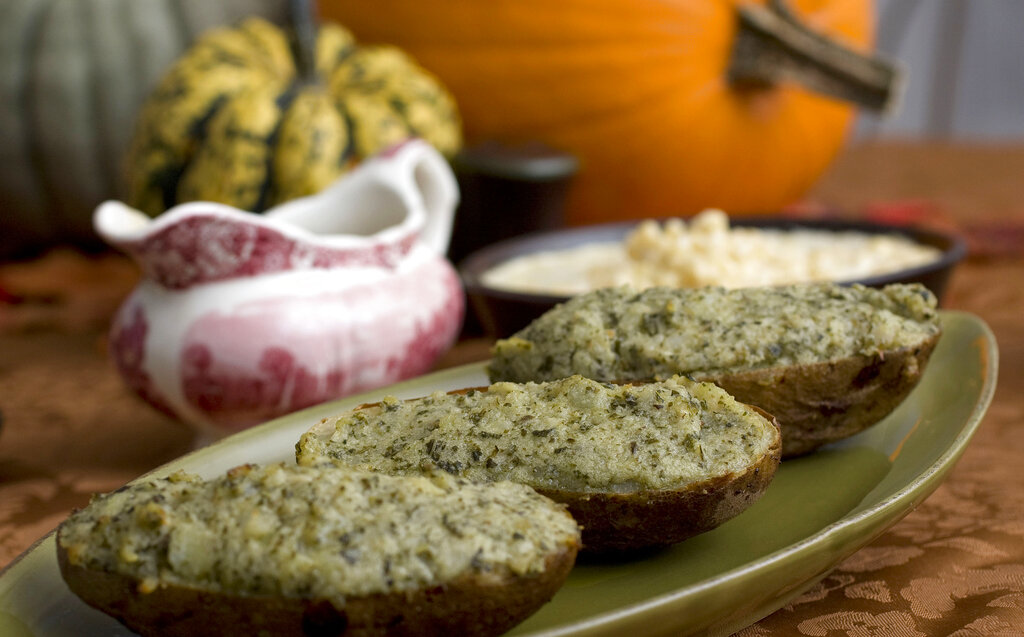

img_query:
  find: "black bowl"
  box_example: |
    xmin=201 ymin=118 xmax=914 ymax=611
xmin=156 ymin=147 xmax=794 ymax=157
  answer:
xmin=459 ymin=217 xmax=967 ymax=339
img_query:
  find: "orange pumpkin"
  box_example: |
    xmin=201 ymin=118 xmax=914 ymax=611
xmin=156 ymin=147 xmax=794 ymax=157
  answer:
xmin=318 ymin=0 xmax=879 ymax=225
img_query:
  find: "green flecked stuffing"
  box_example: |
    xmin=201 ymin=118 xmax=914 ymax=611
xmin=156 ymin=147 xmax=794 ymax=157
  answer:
xmin=487 ymin=283 xmax=940 ymax=383
xmin=297 ymin=375 xmax=777 ymax=494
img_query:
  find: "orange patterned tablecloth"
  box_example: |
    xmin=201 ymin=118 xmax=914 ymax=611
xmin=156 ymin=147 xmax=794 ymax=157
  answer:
xmin=1 ymin=142 xmax=1023 ymax=634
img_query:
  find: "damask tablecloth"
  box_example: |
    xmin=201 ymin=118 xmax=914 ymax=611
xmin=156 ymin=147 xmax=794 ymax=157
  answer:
xmin=2 ymin=142 xmax=1024 ymax=635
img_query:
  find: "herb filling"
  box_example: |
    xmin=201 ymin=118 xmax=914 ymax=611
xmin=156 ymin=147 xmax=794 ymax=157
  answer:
xmin=297 ymin=375 xmax=777 ymax=493
xmin=487 ymin=283 xmax=940 ymax=382
xmin=58 ymin=463 xmax=580 ymax=599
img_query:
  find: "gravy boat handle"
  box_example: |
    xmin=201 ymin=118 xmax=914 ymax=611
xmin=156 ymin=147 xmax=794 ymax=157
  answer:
xmin=379 ymin=139 xmax=460 ymax=256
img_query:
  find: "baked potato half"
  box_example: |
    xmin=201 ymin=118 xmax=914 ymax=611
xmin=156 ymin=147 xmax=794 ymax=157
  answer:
xmin=297 ymin=375 xmax=782 ymax=553
xmin=57 ymin=463 xmax=580 ymax=637
xmin=487 ymin=283 xmax=941 ymax=458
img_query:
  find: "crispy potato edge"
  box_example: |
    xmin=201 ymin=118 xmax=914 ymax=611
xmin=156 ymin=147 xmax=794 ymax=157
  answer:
xmin=703 ymin=332 xmax=941 ymax=458
xmin=57 ymin=528 xmax=579 ymax=637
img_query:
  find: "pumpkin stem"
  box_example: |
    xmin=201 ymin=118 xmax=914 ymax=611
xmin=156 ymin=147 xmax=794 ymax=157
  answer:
xmin=728 ymin=0 xmax=899 ymax=112
xmin=288 ymin=0 xmax=319 ymax=82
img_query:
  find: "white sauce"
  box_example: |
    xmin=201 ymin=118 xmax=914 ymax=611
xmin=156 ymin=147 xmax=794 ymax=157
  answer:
xmin=481 ymin=210 xmax=943 ymax=296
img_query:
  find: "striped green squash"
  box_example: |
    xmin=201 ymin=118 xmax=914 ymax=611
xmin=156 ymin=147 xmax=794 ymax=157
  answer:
xmin=0 ymin=0 xmax=290 ymax=257
xmin=124 ymin=16 xmax=462 ymax=216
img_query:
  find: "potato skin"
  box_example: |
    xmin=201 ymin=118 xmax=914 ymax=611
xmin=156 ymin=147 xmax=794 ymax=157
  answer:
xmin=538 ymin=408 xmax=781 ymax=553
xmin=57 ymin=534 xmax=578 ymax=637
xmin=320 ymin=387 xmax=782 ymax=554
xmin=700 ymin=333 xmax=941 ymax=458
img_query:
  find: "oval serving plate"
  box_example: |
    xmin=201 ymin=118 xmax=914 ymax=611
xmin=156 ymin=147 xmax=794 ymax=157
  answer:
xmin=0 ymin=311 xmax=997 ymax=637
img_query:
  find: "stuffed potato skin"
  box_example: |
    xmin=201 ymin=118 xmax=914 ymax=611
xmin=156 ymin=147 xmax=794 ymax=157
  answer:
xmin=56 ymin=463 xmax=580 ymax=637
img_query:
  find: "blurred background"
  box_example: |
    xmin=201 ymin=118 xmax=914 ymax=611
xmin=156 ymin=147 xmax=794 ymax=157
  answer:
xmin=1 ymin=0 xmax=1022 ymax=262
xmin=856 ymin=0 xmax=1024 ymax=141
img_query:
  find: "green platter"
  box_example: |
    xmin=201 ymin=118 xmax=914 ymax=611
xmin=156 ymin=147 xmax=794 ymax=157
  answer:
xmin=0 ymin=311 xmax=998 ymax=637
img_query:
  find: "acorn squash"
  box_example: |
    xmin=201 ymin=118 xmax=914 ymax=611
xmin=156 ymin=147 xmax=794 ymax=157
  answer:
xmin=124 ymin=16 xmax=461 ymax=215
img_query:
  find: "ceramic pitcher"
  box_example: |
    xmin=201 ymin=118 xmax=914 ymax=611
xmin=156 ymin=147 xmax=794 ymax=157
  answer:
xmin=95 ymin=140 xmax=465 ymax=441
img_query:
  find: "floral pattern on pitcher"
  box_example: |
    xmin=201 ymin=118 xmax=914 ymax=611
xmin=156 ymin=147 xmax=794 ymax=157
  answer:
xmin=95 ymin=140 xmax=464 ymax=439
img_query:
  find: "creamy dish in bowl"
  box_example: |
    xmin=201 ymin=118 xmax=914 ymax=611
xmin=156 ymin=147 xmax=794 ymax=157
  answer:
xmin=459 ymin=211 xmax=966 ymax=338
xmin=480 ymin=210 xmax=944 ymax=296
